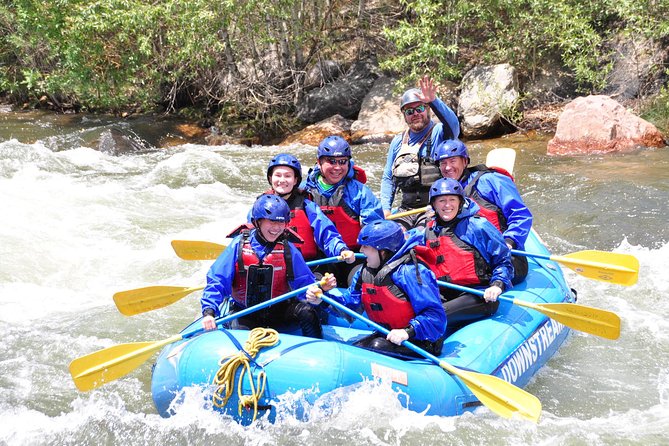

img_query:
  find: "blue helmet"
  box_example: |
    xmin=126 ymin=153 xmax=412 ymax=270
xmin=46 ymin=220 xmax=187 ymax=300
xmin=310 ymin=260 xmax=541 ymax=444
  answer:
xmin=251 ymin=194 xmax=291 ymax=223
xmin=317 ymin=135 xmax=351 ymax=159
xmin=267 ymin=153 xmax=302 ymax=184
xmin=429 ymin=178 xmax=465 ymax=203
xmin=400 ymin=88 xmax=423 ymax=109
xmin=357 ymin=220 xmax=405 ymax=252
xmin=433 ymin=139 xmax=469 ymax=163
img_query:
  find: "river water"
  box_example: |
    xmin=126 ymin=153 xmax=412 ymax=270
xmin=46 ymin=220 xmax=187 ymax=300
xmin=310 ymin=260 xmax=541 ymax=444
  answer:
xmin=1 ymin=111 xmax=668 ymax=445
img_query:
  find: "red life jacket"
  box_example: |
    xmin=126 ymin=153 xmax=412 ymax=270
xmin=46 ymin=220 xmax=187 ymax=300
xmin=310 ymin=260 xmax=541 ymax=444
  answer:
xmin=463 ymin=165 xmax=513 ymax=232
xmin=352 ymin=164 xmax=367 ymax=184
xmin=415 ymin=220 xmax=492 ymax=286
xmin=264 ymin=189 xmax=319 ymax=260
xmin=230 ymin=231 xmax=293 ymax=308
xmin=309 ymin=185 xmax=361 ymax=250
xmin=357 ymin=251 xmax=418 ymax=329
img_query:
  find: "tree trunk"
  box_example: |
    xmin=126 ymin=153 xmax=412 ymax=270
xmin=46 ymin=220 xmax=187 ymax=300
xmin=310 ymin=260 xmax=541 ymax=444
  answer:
xmin=218 ymin=29 xmax=239 ymax=77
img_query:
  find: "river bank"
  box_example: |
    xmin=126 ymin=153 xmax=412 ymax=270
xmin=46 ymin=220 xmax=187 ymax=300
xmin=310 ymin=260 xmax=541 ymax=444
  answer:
xmin=1 ymin=99 xmax=566 ymax=148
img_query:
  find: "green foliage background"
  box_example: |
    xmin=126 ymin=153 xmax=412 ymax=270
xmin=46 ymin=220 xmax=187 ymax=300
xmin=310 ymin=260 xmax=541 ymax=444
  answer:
xmin=1 ymin=0 xmax=667 ymax=131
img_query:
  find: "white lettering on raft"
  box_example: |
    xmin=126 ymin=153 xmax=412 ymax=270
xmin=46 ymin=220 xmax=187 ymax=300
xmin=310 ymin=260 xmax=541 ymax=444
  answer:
xmin=371 ymin=363 xmax=408 ymax=386
xmin=499 ymin=318 xmax=565 ymax=383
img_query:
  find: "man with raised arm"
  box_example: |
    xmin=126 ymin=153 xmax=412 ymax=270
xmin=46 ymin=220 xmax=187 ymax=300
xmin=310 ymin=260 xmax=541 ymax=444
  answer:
xmin=381 ymin=75 xmax=460 ymax=230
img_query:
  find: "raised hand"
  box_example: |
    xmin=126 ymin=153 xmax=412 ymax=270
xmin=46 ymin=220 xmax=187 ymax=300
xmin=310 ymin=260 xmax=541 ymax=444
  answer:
xmin=418 ymin=75 xmax=437 ymax=103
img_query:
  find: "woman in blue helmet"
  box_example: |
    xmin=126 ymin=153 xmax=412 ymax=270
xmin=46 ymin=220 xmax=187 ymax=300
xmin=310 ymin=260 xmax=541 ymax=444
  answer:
xmin=312 ymin=219 xmax=446 ymax=358
xmin=432 ymin=139 xmax=531 ymax=283
xmin=304 ymin=135 xmax=384 ymax=285
xmin=201 ymin=194 xmax=337 ymax=338
xmin=261 ymin=152 xmax=355 ymax=264
xmin=416 ymin=178 xmax=513 ymax=331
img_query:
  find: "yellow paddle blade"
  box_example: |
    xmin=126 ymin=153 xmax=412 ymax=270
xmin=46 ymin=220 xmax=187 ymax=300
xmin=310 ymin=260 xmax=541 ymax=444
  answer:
xmin=69 ymin=335 xmax=182 ymax=391
xmin=387 ymin=206 xmax=429 ymax=221
xmin=171 ymin=240 xmax=227 ymax=260
xmin=438 ymin=361 xmax=541 ymax=423
xmin=514 ymin=300 xmax=621 ymax=340
xmin=485 ymin=148 xmax=516 ymax=175
xmin=113 ymin=285 xmax=205 ymax=316
xmin=554 ymin=250 xmax=639 ymax=286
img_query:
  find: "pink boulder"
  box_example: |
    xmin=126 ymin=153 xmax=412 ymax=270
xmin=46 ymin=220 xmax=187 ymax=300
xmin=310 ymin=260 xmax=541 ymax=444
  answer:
xmin=547 ymin=95 xmax=666 ymax=155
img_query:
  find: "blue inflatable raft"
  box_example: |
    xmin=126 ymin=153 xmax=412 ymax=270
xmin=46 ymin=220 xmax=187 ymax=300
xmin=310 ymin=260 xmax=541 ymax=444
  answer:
xmin=151 ymin=230 xmax=574 ymax=423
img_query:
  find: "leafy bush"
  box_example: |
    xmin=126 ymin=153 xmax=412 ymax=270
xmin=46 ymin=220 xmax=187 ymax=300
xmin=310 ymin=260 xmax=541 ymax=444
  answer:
xmin=381 ymin=0 xmax=668 ymax=94
xmin=641 ymin=80 xmax=669 ymax=134
xmin=381 ymin=0 xmax=609 ymax=91
xmin=1 ymin=0 xmax=667 ymax=133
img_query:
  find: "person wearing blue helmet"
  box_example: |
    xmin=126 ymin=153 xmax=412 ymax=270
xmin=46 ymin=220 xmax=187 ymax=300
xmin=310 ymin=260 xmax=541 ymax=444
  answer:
xmin=201 ymin=194 xmax=337 ymax=338
xmin=304 ymin=135 xmax=384 ymax=284
xmin=415 ymin=178 xmax=513 ymax=331
xmin=262 ymin=152 xmax=355 ymax=264
xmin=306 ymin=136 xmax=384 ymax=248
xmin=380 ymin=75 xmax=460 ymax=230
xmin=312 ymin=219 xmax=446 ymax=358
xmin=433 ymin=139 xmax=531 ymax=283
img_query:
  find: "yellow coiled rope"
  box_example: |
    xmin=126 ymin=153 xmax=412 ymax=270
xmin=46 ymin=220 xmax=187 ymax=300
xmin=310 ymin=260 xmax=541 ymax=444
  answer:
xmin=212 ymin=327 xmax=280 ymax=421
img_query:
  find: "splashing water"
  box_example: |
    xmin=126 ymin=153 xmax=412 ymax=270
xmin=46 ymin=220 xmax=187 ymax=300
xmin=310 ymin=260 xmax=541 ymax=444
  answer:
xmin=1 ymin=124 xmax=668 ymax=445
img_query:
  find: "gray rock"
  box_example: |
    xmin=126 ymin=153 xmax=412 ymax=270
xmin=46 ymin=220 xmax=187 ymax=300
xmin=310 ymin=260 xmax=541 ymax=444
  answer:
xmin=458 ymin=64 xmax=519 ymax=138
xmin=296 ymin=59 xmax=380 ymax=124
xmin=350 ymin=76 xmax=405 ymax=144
xmin=97 ymin=127 xmax=153 ymax=156
xmin=303 ymin=60 xmax=343 ymax=90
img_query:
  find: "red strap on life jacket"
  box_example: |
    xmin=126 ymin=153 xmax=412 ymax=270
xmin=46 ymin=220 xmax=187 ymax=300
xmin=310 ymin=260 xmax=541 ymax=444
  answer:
xmin=352 ymin=164 xmax=367 ymax=184
xmin=489 ymin=166 xmax=514 ymax=182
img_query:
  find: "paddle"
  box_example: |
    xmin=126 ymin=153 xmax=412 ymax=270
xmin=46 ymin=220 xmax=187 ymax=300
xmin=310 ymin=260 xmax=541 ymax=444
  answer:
xmin=316 ymin=293 xmax=542 ymax=423
xmin=71 ymin=279 xmax=327 ymax=391
xmin=114 ymin=285 xmax=205 ymax=316
xmin=171 ymin=238 xmax=369 ymax=263
xmin=511 ymin=249 xmax=639 ymax=287
xmin=172 ymin=239 xmax=228 ymax=260
xmin=437 ymin=281 xmax=620 ymax=340
xmin=386 ymin=206 xmax=429 ymax=221
xmin=485 ymin=147 xmax=516 ymax=175
xmin=114 ymin=254 xmax=364 ymax=316
xmin=485 ymin=148 xmax=638 ymax=287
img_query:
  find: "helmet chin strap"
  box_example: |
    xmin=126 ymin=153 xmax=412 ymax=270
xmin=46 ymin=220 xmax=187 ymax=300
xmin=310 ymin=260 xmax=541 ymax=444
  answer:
xmin=254 ymin=226 xmax=285 ymax=249
xmin=378 ymin=250 xmax=392 ymax=267
xmin=252 ymin=220 xmax=269 ymax=244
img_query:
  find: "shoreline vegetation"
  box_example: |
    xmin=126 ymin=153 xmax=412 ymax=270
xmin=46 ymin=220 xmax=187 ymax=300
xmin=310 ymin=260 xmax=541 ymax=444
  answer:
xmin=1 ymin=1 xmax=668 ymax=143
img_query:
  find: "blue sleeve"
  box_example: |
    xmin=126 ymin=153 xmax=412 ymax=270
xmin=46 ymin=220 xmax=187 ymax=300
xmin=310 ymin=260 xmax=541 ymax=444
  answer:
xmin=304 ymin=199 xmax=348 ymax=257
xmin=286 ymin=242 xmax=317 ymax=300
xmin=428 ymin=97 xmax=460 ymax=142
xmin=346 ymin=181 xmax=385 ymax=226
xmin=381 ymin=136 xmax=402 ymax=211
xmin=459 ymin=218 xmax=514 ymax=290
xmin=393 ymin=264 xmax=447 ymax=342
xmin=475 ymin=173 xmax=533 ymax=249
xmin=201 ymin=236 xmax=239 ymax=317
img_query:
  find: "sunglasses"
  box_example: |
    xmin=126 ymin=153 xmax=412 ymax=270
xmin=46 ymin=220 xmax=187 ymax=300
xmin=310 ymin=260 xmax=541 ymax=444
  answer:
xmin=322 ymin=157 xmax=349 ymax=166
xmin=403 ymin=104 xmax=427 ymax=116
